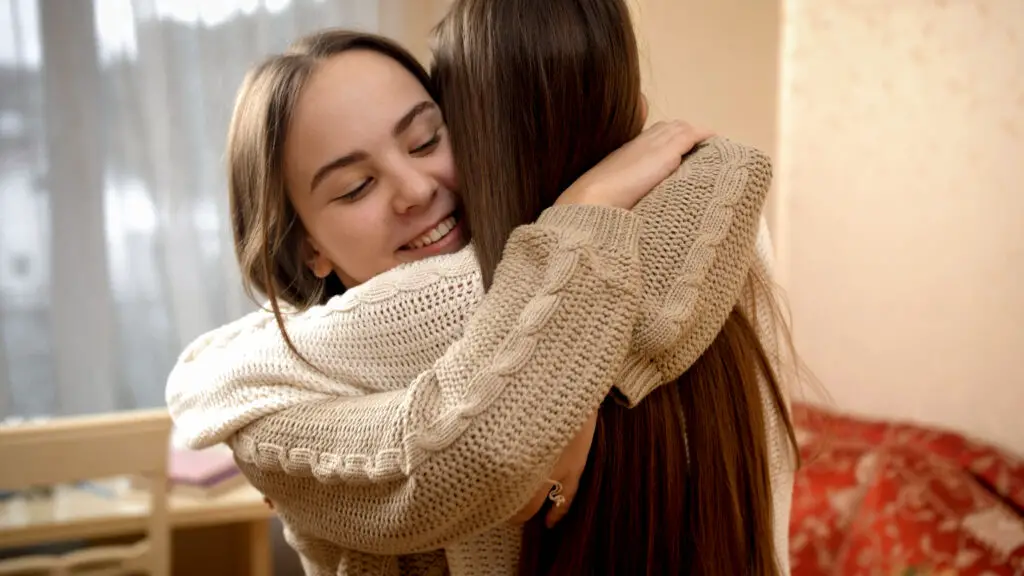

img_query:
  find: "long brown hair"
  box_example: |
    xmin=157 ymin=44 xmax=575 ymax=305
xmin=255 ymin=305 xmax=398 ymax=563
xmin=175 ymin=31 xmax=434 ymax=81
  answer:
xmin=431 ymin=0 xmax=645 ymax=288
xmin=433 ymin=1 xmax=799 ymax=574
xmin=225 ymin=30 xmax=433 ymax=356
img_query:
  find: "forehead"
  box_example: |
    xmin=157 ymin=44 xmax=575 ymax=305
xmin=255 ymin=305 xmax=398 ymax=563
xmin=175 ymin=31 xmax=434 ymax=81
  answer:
xmin=286 ymin=50 xmax=433 ymax=165
xmin=302 ymin=49 xmax=430 ymax=124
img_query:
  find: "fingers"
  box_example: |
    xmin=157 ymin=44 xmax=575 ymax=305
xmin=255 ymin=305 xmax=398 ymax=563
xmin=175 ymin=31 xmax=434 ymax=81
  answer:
xmin=663 ymin=121 xmax=713 ymax=159
xmin=684 ymin=124 xmax=715 ymax=144
xmin=667 ymin=119 xmax=713 ymax=143
xmin=642 ymin=119 xmax=713 ymax=152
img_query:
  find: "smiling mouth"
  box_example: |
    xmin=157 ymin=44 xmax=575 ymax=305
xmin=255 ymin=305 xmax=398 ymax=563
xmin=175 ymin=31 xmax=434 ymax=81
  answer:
xmin=402 ymin=213 xmax=459 ymax=250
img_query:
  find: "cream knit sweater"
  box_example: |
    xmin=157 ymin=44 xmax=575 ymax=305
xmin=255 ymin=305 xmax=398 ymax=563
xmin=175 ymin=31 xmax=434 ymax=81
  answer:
xmin=166 ymin=138 xmax=795 ymax=575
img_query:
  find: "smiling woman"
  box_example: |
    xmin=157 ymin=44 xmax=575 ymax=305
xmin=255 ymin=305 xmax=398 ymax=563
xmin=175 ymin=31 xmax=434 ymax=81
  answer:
xmin=168 ymin=17 xmax=776 ymax=576
xmin=0 ymin=0 xmax=395 ymax=422
xmin=227 ymin=34 xmax=469 ymax=326
xmin=282 ymin=51 xmax=466 ymax=288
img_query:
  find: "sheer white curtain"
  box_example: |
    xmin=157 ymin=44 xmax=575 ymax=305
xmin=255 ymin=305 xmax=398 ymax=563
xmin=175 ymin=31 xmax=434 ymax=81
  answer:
xmin=0 ymin=0 xmax=381 ymax=419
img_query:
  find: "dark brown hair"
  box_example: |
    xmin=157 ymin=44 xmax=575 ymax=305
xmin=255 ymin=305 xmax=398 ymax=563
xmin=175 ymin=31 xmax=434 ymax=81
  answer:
xmin=433 ymin=0 xmax=799 ymax=573
xmin=226 ymin=30 xmax=433 ymax=356
xmin=432 ymin=0 xmax=645 ymax=288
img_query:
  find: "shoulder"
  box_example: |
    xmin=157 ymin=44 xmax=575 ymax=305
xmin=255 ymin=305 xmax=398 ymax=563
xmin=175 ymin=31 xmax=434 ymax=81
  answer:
xmin=326 ymin=245 xmax=481 ymax=312
xmin=688 ymin=136 xmax=771 ymax=166
xmin=669 ymin=136 xmax=772 ymax=184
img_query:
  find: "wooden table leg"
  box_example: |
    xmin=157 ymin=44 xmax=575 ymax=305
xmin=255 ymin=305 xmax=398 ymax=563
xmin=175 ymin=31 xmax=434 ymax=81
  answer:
xmin=246 ymin=519 xmax=272 ymax=576
xmin=172 ymin=521 xmax=273 ymax=576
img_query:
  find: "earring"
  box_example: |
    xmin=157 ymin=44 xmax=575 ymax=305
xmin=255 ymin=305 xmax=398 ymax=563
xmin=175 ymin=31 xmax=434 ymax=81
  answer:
xmin=547 ymin=480 xmax=566 ymax=508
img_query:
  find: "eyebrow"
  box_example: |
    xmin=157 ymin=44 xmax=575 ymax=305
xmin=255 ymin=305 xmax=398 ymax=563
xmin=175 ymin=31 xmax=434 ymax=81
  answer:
xmin=309 ymin=100 xmax=438 ymax=194
xmin=393 ymin=101 xmax=436 ymax=137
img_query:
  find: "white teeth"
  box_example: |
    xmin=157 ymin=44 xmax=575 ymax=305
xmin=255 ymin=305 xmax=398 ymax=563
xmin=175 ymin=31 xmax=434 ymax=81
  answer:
xmin=408 ymin=216 xmax=456 ymax=249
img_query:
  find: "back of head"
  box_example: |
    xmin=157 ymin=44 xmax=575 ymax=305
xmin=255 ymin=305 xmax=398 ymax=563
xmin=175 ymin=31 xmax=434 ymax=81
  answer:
xmin=432 ymin=0 xmax=644 ymax=288
xmin=433 ymin=1 xmax=797 ymax=574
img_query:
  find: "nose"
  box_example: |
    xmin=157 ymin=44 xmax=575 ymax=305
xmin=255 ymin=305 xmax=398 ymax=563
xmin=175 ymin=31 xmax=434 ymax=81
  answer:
xmin=389 ymin=158 xmax=436 ymax=214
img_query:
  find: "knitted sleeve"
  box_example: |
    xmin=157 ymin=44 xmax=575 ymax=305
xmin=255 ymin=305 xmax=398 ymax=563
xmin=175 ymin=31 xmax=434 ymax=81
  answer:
xmin=612 ymin=137 xmax=773 ymax=405
xmin=609 ymin=142 xmax=796 ymax=572
xmin=750 ymin=220 xmax=798 ymax=576
xmin=165 ymin=137 xmax=771 ymax=557
xmin=228 ymin=206 xmax=644 ymax=555
xmin=281 ymin=530 xmax=447 ymax=576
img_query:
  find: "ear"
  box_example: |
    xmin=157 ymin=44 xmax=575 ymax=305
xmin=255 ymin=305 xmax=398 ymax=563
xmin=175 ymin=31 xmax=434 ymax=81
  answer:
xmin=303 ymin=237 xmax=333 ymax=279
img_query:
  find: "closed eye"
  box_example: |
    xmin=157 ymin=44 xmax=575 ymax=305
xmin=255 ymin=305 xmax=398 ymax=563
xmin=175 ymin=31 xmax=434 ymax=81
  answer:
xmin=336 ymin=178 xmax=372 ymax=202
xmin=411 ymin=131 xmax=441 ymax=155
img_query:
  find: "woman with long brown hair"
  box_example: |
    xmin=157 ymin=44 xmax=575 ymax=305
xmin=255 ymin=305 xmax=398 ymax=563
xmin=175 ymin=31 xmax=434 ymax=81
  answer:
xmin=165 ymin=4 xmax=785 ymax=576
xmin=433 ymin=0 xmax=798 ymax=573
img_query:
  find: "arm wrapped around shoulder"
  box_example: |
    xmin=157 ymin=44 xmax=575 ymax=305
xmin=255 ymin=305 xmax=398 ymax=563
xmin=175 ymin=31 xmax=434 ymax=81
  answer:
xmin=614 ymin=136 xmax=773 ymax=405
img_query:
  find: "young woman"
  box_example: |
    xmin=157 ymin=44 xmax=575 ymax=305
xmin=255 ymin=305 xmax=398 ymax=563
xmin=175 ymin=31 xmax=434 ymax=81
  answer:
xmin=166 ymin=4 xmax=787 ymax=576
xmin=434 ymin=2 xmax=797 ymax=574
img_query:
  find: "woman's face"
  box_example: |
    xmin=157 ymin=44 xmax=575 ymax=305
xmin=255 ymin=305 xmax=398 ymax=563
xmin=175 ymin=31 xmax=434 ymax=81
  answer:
xmin=283 ymin=50 xmax=467 ymax=288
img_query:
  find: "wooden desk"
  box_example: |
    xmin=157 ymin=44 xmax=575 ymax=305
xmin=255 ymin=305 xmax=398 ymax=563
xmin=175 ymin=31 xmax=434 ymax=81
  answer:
xmin=0 ymin=480 xmax=273 ymax=576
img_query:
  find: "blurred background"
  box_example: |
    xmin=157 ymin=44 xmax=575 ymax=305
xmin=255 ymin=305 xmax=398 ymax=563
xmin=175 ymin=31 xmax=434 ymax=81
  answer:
xmin=3 ymin=0 xmax=1021 ymax=450
xmin=636 ymin=0 xmax=1023 ymax=454
xmin=0 ymin=0 xmax=451 ymax=420
xmin=0 ymin=0 xmax=1021 ymax=573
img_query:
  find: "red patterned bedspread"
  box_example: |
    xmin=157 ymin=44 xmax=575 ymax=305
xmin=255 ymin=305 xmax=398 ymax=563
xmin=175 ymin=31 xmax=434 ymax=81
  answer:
xmin=789 ymin=403 xmax=1024 ymax=575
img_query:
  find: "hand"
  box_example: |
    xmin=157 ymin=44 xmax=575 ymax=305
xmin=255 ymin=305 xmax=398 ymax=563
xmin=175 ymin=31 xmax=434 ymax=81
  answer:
xmin=509 ymin=409 xmax=599 ymax=528
xmin=556 ymin=120 xmax=713 ymax=209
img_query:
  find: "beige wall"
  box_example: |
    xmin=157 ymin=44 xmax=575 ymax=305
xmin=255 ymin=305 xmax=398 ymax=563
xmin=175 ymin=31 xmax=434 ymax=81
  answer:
xmin=777 ymin=0 xmax=1024 ymax=452
xmin=631 ymin=0 xmax=783 ymax=230
xmin=377 ymin=0 xmax=451 ymax=64
xmin=636 ymin=0 xmax=1024 ymax=452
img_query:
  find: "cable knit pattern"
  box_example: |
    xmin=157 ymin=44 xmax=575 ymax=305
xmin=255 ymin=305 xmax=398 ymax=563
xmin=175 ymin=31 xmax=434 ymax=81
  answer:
xmin=165 ymin=137 xmax=789 ymax=575
xmin=233 ymin=213 xmax=639 ymax=488
xmin=611 ymin=138 xmax=771 ymax=405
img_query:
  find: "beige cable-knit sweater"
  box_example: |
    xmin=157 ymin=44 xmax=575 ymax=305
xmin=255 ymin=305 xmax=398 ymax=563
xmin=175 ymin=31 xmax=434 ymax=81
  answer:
xmin=166 ymin=138 xmax=794 ymax=575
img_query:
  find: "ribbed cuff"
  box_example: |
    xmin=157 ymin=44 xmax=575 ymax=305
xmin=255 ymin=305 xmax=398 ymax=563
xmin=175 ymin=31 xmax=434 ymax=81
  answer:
xmin=611 ymin=354 xmax=663 ymax=407
xmin=535 ymin=204 xmax=641 ymax=252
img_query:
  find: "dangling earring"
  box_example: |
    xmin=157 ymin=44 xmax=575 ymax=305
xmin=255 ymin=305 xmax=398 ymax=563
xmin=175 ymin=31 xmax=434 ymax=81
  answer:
xmin=547 ymin=480 xmax=566 ymax=507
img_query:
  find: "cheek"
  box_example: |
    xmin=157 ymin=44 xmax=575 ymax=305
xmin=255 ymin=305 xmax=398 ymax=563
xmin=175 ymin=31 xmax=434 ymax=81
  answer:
xmin=432 ymin=146 xmax=459 ymax=192
xmin=315 ymin=203 xmax=396 ymax=282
